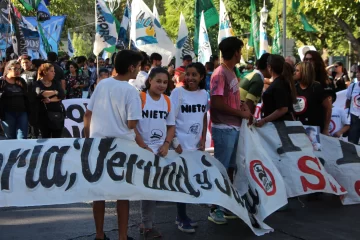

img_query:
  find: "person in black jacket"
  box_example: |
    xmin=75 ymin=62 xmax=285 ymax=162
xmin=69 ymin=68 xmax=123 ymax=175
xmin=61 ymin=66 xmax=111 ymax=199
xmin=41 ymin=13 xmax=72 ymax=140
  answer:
xmin=34 ymin=63 xmax=65 ymax=138
xmin=0 ymin=60 xmax=29 ymax=139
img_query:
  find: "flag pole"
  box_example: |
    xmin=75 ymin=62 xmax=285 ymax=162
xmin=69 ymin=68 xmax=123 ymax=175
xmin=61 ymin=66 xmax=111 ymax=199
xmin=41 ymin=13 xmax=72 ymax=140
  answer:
xmin=282 ymin=0 xmax=286 ymax=57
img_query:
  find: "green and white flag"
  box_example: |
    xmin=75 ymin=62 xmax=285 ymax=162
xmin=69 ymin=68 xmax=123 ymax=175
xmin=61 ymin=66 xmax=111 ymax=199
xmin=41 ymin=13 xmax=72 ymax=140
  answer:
xmin=272 ymin=15 xmax=281 ymax=54
xmin=18 ymin=0 xmax=41 ymax=11
xmin=248 ymin=0 xmax=260 ymax=59
xmin=38 ymin=22 xmax=51 ymax=54
xmin=292 ymin=0 xmax=317 ymax=32
xmin=194 ymin=0 xmax=218 ymax=55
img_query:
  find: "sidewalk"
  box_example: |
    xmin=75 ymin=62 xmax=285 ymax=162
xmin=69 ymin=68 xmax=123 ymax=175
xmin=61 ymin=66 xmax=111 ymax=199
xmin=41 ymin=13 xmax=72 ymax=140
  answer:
xmin=0 ymin=194 xmax=359 ymax=240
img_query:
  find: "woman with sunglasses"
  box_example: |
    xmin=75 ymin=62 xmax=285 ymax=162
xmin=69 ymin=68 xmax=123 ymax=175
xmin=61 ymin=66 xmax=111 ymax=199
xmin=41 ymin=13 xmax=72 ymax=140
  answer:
xmin=326 ymin=61 xmax=349 ymax=92
xmin=0 ymin=60 xmax=29 ymax=139
xmin=303 ymin=51 xmax=333 ymax=135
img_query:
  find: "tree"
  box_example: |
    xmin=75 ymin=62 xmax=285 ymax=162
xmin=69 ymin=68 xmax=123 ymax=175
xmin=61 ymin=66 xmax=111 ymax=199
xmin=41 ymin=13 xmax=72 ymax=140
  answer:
xmin=302 ymin=0 xmax=360 ymax=59
xmin=72 ymin=32 xmax=93 ymax=58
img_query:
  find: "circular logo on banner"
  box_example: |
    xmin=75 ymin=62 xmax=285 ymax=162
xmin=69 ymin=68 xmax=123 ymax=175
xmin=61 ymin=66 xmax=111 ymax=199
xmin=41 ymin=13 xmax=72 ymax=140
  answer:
xmin=355 ymin=181 xmax=360 ymax=196
xmin=329 ymin=120 xmax=336 ymax=134
xmin=353 ymin=95 xmax=360 ymax=108
xmin=249 ymin=160 xmax=276 ymax=196
xmin=293 ymin=96 xmax=307 ymax=115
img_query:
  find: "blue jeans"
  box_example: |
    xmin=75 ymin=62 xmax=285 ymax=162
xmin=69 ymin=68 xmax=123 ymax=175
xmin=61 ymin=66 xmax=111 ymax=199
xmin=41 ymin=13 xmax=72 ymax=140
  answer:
xmin=1 ymin=112 xmax=28 ymax=139
xmin=349 ymin=114 xmax=360 ymax=145
xmin=212 ymin=127 xmax=239 ymax=169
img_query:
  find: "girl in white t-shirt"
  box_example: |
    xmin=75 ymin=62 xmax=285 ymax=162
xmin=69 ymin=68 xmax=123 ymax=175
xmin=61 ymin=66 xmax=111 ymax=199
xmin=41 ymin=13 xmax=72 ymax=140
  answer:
xmin=170 ymin=62 xmax=209 ymax=233
xmin=135 ymin=68 xmax=175 ymax=238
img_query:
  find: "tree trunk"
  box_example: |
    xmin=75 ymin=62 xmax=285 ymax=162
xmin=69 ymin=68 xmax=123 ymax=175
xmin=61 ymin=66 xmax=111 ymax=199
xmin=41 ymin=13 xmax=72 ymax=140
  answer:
xmin=336 ymin=17 xmax=360 ymax=59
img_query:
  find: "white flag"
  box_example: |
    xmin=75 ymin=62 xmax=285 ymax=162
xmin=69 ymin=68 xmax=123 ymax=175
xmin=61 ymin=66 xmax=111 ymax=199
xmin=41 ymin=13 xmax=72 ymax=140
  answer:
xmin=119 ymin=0 xmax=131 ymax=41
xmin=153 ymin=0 xmax=159 ymax=21
xmin=175 ymin=12 xmax=195 ymax=68
xmin=218 ymin=0 xmax=234 ymax=44
xmin=130 ymin=0 xmax=174 ymax=65
xmin=93 ymin=0 xmax=118 ymax=56
xmin=198 ymin=11 xmax=212 ymax=65
xmin=67 ymin=30 xmax=74 ymax=57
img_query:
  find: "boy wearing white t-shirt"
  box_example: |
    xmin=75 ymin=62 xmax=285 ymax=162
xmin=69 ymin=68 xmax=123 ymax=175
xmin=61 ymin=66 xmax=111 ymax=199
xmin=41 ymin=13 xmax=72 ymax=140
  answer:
xmin=84 ymin=50 xmax=143 ymax=240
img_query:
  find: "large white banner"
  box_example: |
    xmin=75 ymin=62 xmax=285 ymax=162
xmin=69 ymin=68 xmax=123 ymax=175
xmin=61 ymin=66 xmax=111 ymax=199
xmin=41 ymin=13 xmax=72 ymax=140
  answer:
xmin=62 ymin=99 xmax=89 ymax=138
xmin=250 ymin=121 xmax=346 ymax=198
xmin=0 ymin=138 xmax=273 ymax=236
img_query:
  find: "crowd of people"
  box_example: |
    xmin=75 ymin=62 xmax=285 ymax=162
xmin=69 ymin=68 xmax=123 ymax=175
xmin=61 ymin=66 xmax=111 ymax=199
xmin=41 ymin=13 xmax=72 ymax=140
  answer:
xmin=0 ymin=36 xmax=359 ymax=240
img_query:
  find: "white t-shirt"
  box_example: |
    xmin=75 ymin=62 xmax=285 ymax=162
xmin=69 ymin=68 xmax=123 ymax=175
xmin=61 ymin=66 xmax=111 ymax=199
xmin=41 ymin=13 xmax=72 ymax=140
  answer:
xmin=136 ymin=92 xmax=175 ymax=153
xmin=329 ymin=107 xmax=350 ymax=136
xmin=129 ymin=71 xmax=148 ymax=91
xmin=346 ymin=82 xmax=360 ymax=117
xmin=170 ymin=87 xmax=209 ymax=151
xmin=88 ymin=77 xmax=142 ymax=140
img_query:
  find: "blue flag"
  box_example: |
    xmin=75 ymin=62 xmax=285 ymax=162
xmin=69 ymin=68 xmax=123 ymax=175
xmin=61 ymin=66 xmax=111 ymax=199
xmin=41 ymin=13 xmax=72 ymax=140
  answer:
xmin=37 ymin=0 xmax=51 ymax=22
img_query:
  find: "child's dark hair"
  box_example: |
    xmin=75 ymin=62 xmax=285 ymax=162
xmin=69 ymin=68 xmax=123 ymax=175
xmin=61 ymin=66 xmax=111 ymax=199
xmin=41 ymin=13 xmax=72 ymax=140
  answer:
xmin=185 ymin=62 xmax=206 ymax=90
xmin=143 ymin=67 xmax=170 ymax=92
xmin=114 ymin=50 xmax=143 ymax=75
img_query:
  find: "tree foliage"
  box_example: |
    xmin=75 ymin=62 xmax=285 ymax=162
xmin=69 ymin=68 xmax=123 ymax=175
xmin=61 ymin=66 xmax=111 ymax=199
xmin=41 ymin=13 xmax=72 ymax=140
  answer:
xmin=72 ymin=32 xmax=93 ymax=57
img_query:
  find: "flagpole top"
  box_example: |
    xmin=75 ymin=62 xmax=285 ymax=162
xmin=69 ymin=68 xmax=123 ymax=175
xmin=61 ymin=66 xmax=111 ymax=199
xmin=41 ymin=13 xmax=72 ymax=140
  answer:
xmin=104 ymin=0 xmax=121 ymax=13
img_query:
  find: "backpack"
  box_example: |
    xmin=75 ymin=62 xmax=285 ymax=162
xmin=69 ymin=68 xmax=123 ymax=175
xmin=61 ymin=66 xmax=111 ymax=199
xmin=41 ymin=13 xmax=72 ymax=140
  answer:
xmin=140 ymin=92 xmax=171 ymax=113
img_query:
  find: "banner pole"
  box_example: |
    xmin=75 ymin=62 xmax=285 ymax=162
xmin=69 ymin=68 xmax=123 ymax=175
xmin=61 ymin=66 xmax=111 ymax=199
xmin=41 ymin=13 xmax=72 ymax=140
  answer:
xmin=282 ymin=0 xmax=286 ymax=57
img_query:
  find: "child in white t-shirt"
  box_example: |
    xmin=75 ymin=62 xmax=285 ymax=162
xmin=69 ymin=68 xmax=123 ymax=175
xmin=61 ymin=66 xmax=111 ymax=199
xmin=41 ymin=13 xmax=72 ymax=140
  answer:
xmin=329 ymin=92 xmax=350 ymax=139
xmin=135 ymin=68 xmax=175 ymax=239
xmin=170 ymin=62 xmax=209 ymax=233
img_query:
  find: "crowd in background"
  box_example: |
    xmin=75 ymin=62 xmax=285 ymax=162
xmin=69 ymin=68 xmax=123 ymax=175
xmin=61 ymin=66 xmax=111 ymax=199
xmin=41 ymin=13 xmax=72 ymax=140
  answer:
xmin=0 ymin=37 xmax=360 ymax=239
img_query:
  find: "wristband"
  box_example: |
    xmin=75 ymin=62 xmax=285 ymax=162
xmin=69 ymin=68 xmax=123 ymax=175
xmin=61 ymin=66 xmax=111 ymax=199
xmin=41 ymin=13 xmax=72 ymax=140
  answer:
xmin=164 ymin=140 xmax=170 ymax=145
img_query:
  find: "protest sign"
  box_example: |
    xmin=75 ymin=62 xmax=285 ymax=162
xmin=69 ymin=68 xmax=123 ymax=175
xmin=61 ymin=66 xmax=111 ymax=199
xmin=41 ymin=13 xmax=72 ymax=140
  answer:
xmin=0 ymin=137 xmax=273 ymax=236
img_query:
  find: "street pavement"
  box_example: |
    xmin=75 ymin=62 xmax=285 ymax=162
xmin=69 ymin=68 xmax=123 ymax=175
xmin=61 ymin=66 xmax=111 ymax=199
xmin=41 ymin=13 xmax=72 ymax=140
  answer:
xmin=0 ymin=194 xmax=359 ymax=240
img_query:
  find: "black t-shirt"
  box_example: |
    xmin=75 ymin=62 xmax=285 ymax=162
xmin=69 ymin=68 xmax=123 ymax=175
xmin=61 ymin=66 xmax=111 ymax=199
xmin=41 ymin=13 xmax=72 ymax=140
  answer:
xmin=0 ymin=77 xmax=28 ymax=112
xmin=331 ymin=73 xmax=348 ymax=92
xmin=47 ymin=62 xmax=65 ymax=84
xmin=294 ymin=82 xmax=326 ymax=130
xmin=33 ymin=80 xmax=65 ymax=113
xmin=261 ymin=77 xmax=294 ymax=121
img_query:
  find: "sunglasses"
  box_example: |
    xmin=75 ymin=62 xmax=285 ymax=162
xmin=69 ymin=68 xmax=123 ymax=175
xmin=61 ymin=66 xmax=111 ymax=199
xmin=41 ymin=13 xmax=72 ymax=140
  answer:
xmin=304 ymin=58 xmax=313 ymax=62
xmin=334 ymin=65 xmax=339 ymax=68
xmin=10 ymin=67 xmax=21 ymax=71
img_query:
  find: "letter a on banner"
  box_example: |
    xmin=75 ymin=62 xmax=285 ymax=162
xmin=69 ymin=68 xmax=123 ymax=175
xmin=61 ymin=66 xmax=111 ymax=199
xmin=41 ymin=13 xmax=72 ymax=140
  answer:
xmin=93 ymin=0 xmax=118 ymax=56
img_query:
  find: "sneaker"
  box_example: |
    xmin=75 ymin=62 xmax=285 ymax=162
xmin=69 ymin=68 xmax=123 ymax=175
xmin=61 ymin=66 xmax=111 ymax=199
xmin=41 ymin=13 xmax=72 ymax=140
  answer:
xmin=223 ymin=210 xmax=238 ymax=220
xmin=177 ymin=219 xmax=195 ymax=233
xmin=175 ymin=216 xmax=198 ymax=227
xmin=144 ymin=228 xmax=162 ymax=239
xmin=94 ymin=233 xmax=110 ymax=240
xmin=208 ymin=209 xmax=227 ymax=225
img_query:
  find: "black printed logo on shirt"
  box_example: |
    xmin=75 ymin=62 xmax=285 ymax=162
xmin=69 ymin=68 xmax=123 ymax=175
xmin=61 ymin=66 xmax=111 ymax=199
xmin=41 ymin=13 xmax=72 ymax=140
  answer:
xmin=142 ymin=110 xmax=168 ymax=119
xmin=181 ymin=104 xmax=206 ymax=113
xmin=150 ymin=129 xmax=163 ymax=140
xmin=188 ymin=123 xmax=201 ymax=135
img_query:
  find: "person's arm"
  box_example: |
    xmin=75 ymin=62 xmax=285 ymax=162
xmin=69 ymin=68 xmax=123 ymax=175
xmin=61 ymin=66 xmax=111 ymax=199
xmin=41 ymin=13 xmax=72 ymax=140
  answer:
xmin=158 ymin=125 xmax=175 ymax=157
xmin=211 ymin=96 xmax=251 ymax=119
xmin=322 ymin=96 xmax=332 ymax=135
xmin=134 ymin=128 xmax=153 ymax=152
xmin=125 ymin=89 xmax=142 ymax=130
xmin=83 ymin=110 xmax=92 ymax=138
xmin=256 ymin=107 xmax=288 ymax=127
xmin=197 ymin=114 xmax=207 ymax=151
xmin=333 ymin=125 xmax=350 ymax=138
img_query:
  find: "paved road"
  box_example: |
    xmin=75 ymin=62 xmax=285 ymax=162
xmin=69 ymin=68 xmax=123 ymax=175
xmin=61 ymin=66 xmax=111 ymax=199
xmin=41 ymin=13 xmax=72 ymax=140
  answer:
xmin=0 ymin=194 xmax=359 ymax=240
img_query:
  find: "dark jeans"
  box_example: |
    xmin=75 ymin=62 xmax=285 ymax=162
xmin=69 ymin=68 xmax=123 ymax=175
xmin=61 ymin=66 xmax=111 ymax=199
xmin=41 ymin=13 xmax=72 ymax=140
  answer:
xmin=177 ymin=203 xmax=187 ymax=220
xmin=39 ymin=127 xmax=63 ymax=139
xmin=349 ymin=114 xmax=360 ymax=145
xmin=0 ymin=112 xmax=28 ymax=139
